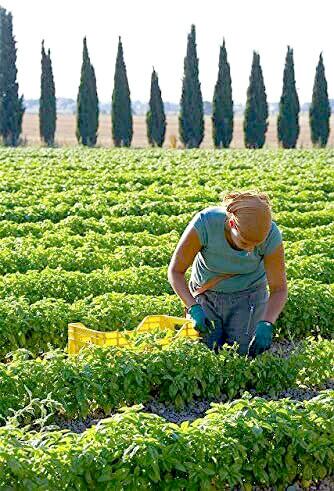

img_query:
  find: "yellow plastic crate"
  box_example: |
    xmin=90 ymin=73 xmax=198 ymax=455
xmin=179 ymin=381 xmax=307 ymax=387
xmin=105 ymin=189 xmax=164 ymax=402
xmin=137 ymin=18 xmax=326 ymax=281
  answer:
xmin=68 ymin=315 xmax=199 ymax=355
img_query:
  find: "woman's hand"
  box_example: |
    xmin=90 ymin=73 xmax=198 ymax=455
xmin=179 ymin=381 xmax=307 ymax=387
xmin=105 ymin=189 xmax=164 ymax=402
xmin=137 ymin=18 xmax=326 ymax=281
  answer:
xmin=247 ymin=320 xmax=273 ymax=357
xmin=187 ymin=304 xmax=214 ymax=335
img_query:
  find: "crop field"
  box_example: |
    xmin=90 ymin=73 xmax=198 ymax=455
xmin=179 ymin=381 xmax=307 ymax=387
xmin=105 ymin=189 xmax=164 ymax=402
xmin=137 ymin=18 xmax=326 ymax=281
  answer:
xmin=0 ymin=147 xmax=333 ymax=489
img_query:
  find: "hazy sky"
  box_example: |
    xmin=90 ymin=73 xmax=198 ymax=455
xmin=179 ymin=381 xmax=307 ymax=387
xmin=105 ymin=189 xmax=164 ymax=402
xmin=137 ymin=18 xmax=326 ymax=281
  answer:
xmin=2 ymin=0 xmax=334 ymax=104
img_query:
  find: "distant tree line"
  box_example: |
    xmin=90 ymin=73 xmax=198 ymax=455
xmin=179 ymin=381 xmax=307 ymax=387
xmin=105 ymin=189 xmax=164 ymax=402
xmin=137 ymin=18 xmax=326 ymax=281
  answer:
xmin=0 ymin=6 xmax=331 ymax=149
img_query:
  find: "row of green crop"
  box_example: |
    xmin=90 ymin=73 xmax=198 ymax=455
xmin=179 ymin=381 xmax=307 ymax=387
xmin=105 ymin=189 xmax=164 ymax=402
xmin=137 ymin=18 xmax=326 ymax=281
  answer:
xmin=0 ymin=184 xmax=332 ymax=214
xmin=0 ymin=212 xmax=195 ymax=237
xmin=281 ymin=222 xmax=334 ymax=241
xmin=0 ymin=266 xmax=174 ymax=303
xmin=0 ymin=200 xmax=211 ymax=223
xmin=0 ymin=181 xmax=332 ymax=212
xmin=1 ymin=175 xmax=332 ymax=201
xmin=15 ymin=196 xmax=332 ymax=218
xmin=1 ymin=391 xmax=333 ymax=489
xmin=0 ymin=243 xmax=174 ymax=274
xmin=0 ymin=144 xmax=331 ymax=167
xmin=0 ymin=208 xmax=333 ymax=242
xmin=0 ymin=197 xmax=333 ymax=227
xmin=123 ymin=208 xmax=334 ymax=232
xmin=0 ymin=229 xmax=180 ymax=250
xmin=0 ymin=255 xmax=333 ymax=306
xmin=1 ymin=174 xmax=331 ymax=206
xmin=0 ymin=221 xmax=333 ymax=253
xmin=283 ymin=237 xmax=334 ymax=259
xmin=0 ymin=151 xmax=331 ymax=203
xmin=0 ymin=337 xmax=333 ymax=423
xmin=0 ymin=147 xmax=333 ymax=187
xmin=0 ymin=236 xmax=332 ymax=275
xmin=0 ymin=279 xmax=332 ymax=358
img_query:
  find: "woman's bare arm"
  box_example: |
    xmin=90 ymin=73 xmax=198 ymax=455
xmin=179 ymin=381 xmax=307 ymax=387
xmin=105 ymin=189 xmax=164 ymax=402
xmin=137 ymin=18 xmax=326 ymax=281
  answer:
xmin=167 ymin=224 xmax=202 ymax=309
xmin=262 ymin=243 xmax=289 ymax=324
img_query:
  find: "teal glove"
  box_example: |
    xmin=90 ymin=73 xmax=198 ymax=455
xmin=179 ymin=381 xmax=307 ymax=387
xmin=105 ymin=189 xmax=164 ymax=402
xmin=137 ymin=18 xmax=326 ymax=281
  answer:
xmin=187 ymin=304 xmax=214 ymax=335
xmin=247 ymin=320 xmax=273 ymax=357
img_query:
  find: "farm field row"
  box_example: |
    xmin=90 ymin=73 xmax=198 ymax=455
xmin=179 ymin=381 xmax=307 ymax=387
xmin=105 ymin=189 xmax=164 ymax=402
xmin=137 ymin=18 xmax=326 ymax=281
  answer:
xmin=1 ymin=337 xmax=333 ymax=422
xmin=0 ymin=279 xmax=333 ymax=357
xmin=0 ymin=214 xmax=333 ymax=241
xmin=0 ymin=235 xmax=333 ymax=274
xmin=1 ymin=388 xmax=333 ymax=489
xmin=0 ymin=254 xmax=333 ymax=303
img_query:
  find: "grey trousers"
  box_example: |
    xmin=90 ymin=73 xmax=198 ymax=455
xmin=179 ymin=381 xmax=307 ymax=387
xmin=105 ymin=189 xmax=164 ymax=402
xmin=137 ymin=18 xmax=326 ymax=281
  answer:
xmin=190 ymin=281 xmax=270 ymax=355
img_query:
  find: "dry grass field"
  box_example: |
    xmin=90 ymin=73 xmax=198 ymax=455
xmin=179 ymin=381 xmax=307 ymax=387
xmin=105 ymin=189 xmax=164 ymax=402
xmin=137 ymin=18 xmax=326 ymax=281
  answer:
xmin=22 ymin=113 xmax=334 ymax=149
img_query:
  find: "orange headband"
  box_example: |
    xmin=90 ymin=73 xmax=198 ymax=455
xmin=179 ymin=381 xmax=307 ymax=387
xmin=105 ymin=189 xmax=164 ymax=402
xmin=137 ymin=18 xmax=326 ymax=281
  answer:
xmin=226 ymin=196 xmax=272 ymax=243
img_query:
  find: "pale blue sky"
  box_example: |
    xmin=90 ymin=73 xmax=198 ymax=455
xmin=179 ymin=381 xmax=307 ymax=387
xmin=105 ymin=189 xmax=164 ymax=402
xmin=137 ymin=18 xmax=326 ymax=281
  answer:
xmin=2 ymin=0 xmax=334 ymax=104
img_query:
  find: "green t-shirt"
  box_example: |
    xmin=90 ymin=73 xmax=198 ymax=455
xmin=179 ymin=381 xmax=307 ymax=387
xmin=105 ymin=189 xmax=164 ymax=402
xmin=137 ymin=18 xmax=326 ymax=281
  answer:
xmin=189 ymin=206 xmax=283 ymax=293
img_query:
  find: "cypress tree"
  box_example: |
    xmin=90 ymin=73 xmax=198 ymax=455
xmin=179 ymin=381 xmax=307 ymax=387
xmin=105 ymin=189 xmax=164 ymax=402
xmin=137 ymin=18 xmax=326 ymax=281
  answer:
xmin=277 ymin=46 xmax=300 ymax=148
xmin=76 ymin=37 xmax=99 ymax=147
xmin=309 ymin=53 xmax=331 ymax=148
xmin=146 ymin=68 xmax=166 ymax=147
xmin=39 ymin=41 xmax=56 ymax=146
xmin=111 ymin=36 xmax=132 ymax=147
xmin=179 ymin=24 xmax=204 ymax=148
xmin=212 ymin=39 xmax=233 ymax=148
xmin=243 ymin=51 xmax=268 ymax=149
xmin=0 ymin=8 xmax=25 ymax=146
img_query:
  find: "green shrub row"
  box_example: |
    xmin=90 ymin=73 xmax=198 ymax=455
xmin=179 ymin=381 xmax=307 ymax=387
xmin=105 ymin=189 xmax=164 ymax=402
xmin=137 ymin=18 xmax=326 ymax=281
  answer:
xmin=0 ymin=221 xmax=332 ymax=257
xmin=284 ymin=237 xmax=333 ymax=259
xmin=0 ymin=229 xmax=179 ymax=251
xmin=0 ymin=390 xmax=333 ymax=489
xmin=0 ymin=184 xmax=220 ymax=208
xmin=0 ymin=146 xmax=332 ymax=186
xmin=104 ymin=204 xmax=334 ymax=234
xmin=0 ymin=207 xmax=333 ymax=244
xmin=0 ymin=168 xmax=330 ymax=210
xmin=275 ymin=208 xmax=334 ymax=228
xmin=0 ymin=235 xmax=332 ymax=275
xmin=286 ymin=254 xmax=334 ymax=283
xmin=0 ymin=266 xmax=172 ymax=303
xmin=0 ymin=254 xmax=333 ymax=305
xmin=0 ymin=200 xmax=212 ymax=223
xmin=0 ymin=243 xmax=175 ymax=274
xmin=0 ymin=204 xmax=332 ymax=238
xmin=0 ymin=212 xmax=195 ymax=239
xmin=280 ymin=222 xmax=334 ymax=241
xmin=0 ymin=337 xmax=333 ymax=424
xmin=0 ymin=279 xmax=332 ymax=357
xmin=0 ymin=292 xmax=180 ymax=357
xmin=0 ymin=193 xmax=332 ymax=222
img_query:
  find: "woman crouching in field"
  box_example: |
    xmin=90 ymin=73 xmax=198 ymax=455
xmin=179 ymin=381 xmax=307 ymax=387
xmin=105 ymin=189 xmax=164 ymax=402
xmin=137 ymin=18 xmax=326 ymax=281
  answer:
xmin=168 ymin=191 xmax=288 ymax=357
